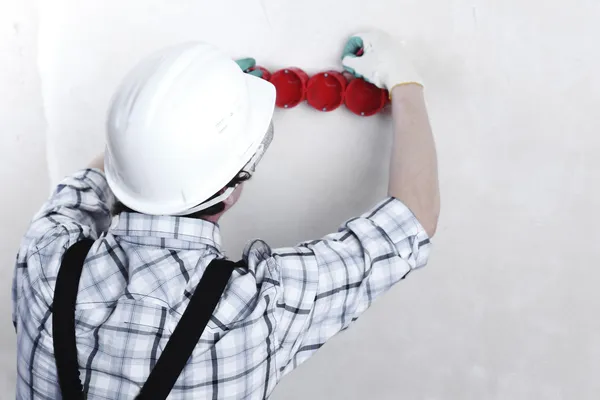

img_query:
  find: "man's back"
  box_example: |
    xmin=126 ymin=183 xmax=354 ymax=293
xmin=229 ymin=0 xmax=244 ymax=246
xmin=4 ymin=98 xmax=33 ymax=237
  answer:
xmin=13 ymin=169 xmax=430 ymax=399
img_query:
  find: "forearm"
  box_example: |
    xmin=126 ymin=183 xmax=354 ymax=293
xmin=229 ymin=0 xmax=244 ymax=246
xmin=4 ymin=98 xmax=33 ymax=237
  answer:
xmin=388 ymin=85 xmax=440 ymax=236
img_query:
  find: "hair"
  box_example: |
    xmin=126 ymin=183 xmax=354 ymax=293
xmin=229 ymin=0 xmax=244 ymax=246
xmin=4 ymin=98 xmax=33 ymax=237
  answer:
xmin=112 ymin=171 xmax=252 ymax=218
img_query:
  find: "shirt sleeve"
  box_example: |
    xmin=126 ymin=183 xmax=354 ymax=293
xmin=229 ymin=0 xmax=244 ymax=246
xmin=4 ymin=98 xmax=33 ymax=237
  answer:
xmin=12 ymin=168 xmax=114 ymax=330
xmin=29 ymin=168 xmax=114 ymax=240
xmin=269 ymin=197 xmax=431 ymax=375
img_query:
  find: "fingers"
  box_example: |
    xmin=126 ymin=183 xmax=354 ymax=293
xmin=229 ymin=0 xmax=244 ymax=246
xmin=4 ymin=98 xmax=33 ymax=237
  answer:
xmin=234 ymin=58 xmax=257 ymax=72
xmin=246 ymin=69 xmax=264 ymax=78
xmin=235 ymin=58 xmax=265 ymax=79
xmin=346 ymin=30 xmax=393 ymax=54
xmin=342 ymin=55 xmax=364 ymax=78
xmin=341 ymin=36 xmax=365 ymax=60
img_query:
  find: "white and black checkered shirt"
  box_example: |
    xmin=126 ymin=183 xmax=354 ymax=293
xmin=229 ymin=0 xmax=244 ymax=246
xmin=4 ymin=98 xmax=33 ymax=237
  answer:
xmin=12 ymin=169 xmax=431 ymax=399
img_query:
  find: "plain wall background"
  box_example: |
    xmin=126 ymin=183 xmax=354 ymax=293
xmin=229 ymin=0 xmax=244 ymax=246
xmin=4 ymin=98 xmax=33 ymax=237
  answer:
xmin=2 ymin=0 xmax=600 ymax=398
xmin=0 ymin=0 xmax=48 ymax=395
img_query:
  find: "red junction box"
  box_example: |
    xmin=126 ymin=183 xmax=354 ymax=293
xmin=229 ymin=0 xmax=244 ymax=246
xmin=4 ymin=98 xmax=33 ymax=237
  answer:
xmin=344 ymin=78 xmax=388 ymax=116
xmin=306 ymin=71 xmax=347 ymax=112
xmin=269 ymin=68 xmax=309 ymax=108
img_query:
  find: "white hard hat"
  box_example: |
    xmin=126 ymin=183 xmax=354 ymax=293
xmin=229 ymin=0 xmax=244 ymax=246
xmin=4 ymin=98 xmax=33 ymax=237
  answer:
xmin=105 ymin=42 xmax=276 ymax=215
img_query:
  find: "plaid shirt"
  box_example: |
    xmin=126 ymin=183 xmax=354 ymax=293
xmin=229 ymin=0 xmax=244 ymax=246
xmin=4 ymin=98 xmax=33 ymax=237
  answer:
xmin=12 ymin=169 xmax=431 ymax=400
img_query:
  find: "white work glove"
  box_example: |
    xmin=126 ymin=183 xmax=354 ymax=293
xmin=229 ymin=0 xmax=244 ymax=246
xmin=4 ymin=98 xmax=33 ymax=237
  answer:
xmin=341 ymin=31 xmax=423 ymax=92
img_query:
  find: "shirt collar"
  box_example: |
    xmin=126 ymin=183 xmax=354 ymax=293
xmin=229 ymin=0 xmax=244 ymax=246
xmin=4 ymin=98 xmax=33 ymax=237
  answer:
xmin=109 ymin=212 xmax=222 ymax=251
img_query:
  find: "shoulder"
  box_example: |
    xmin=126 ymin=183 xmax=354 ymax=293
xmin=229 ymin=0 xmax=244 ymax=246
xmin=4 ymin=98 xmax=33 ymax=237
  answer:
xmin=24 ymin=218 xmax=97 ymax=263
xmin=17 ymin=222 xmax=98 ymax=309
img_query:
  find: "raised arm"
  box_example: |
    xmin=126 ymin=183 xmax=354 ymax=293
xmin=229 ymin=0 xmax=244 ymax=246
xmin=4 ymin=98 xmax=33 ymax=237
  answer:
xmin=265 ymin=31 xmax=440 ymax=376
xmin=389 ymin=85 xmax=439 ymax=236
xmin=342 ymin=31 xmax=440 ymax=236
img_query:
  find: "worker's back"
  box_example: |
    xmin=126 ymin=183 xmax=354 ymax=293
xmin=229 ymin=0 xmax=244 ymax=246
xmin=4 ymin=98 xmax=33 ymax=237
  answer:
xmin=16 ymin=197 xmax=284 ymax=399
xmin=13 ymin=169 xmax=429 ymax=400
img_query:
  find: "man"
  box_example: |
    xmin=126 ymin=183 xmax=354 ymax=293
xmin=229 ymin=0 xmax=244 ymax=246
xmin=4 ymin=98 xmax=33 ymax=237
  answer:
xmin=13 ymin=31 xmax=439 ymax=399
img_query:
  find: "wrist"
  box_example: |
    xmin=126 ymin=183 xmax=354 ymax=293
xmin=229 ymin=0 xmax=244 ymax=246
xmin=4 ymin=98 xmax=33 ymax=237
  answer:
xmin=386 ymin=65 xmax=423 ymax=94
xmin=391 ymin=84 xmax=424 ymax=102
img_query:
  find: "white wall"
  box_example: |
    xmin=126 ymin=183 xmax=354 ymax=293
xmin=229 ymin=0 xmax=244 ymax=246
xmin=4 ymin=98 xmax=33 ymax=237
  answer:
xmin=0 ymin=0 xmax=48 ymax=398
xmin=1 ymin=0 xmax=598 ymax=398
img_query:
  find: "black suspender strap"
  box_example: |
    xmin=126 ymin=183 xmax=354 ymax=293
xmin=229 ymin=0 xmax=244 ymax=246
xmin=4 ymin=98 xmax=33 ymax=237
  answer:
xmin=136 ymin=258 xmax=236 ymax=399
xmin=52 ymin=239 xmax=94 ymax=400
xmin=52 ymin=240 xmax=239 ymax=400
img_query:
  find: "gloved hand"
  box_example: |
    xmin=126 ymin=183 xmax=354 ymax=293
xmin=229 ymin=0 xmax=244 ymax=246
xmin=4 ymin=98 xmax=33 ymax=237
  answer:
xmin=341 ymin=31 xmax=423 ymax=92
xmin=235 ymin=58 xmax=264 ymax=78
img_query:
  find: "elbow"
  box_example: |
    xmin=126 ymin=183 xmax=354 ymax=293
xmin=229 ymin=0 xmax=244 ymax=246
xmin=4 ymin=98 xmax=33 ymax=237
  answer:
xmin=424 ymin=219 xmax=438 ymax=238
xmin=423 ymin=197 xmax=440 ymax=238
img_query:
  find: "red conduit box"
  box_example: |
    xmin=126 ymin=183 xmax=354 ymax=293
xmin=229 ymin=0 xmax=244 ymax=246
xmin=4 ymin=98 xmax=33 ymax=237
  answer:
xmin=344 ymin=78 xmax=388 ymax=116
xmin=249 ymin=66 xmax=272 ymax=81
xmin=270 ymin=68 xmax=309 ymax=108
xmin=306 ymin=71 xmax=347 ymax=112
